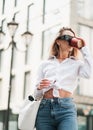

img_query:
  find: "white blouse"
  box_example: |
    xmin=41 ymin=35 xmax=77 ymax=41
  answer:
xmin=34 ymin=46 xmax=93 ymax=99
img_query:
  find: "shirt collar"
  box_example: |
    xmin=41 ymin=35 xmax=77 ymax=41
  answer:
xmin=48 ymin=55 xmax=76 ymax=60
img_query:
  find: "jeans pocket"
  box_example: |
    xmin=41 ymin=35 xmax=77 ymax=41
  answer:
xmin=59 ymin=100 xmax=75 ymax=109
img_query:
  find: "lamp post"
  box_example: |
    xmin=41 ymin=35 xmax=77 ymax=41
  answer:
xmin=4 ymin=15 xmax=33 ymax=130
xmin=0 ymin=27 xmax=5 ymax=44
xmin=0 ymin=22 xmax=5 ymax=72
xmin=0 ymin=28 xmax=5 ymax=54
xmin=4 ymin=17 xmax=18 ymax=130
xmin=0 ymin=19 xmax=6 ymax=45
xmin=0 ymin=28 xmax=5 ymax=72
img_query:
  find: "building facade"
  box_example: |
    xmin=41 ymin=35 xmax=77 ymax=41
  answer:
xmin=0 ymin=0 xmax=93 ymax=130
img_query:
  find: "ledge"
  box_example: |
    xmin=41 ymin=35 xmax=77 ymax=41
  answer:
xmin=74 ymin=94 xmax=93 ymax=106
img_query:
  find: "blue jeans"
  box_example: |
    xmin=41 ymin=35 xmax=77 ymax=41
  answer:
xmin=35 ymin=97 xmax=78 ymax=130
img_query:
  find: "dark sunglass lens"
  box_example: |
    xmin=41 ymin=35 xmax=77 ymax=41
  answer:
xmin=57 ymin=35 xmax=73 ymax=42
xmin=57 ymin=36 xmax=64 ymax=40
xmin=65 ymin=35 xmax=73 ymax=40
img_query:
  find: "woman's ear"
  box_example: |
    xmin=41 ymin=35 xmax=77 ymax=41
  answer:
xmin=56 ymin=40 xmax=60 ymax=46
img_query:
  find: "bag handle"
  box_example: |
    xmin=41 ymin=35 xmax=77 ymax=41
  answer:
xmin=28 ymin=95 xmax=34 ymax=101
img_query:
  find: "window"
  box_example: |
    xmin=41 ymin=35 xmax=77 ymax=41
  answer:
xmin=4 ymin=0 xmax=15 ymax=17
xmin=42 ymin=25 xmax=63 ymax=59
xmin=9 ymin=112 xmax=18 ymax=130
xmin=29 ymin=1 xmax=43 ymax=30
xmin=0 ymin=80 xmax=3 ymax=106
xmin=0 ymin=0 xmax=3 ymax=14
xmin=0 ymin=111 xmax=4 ymax=130
xmin=45 ymin=0 xmax=70 ymax=13
xmin=45 ymin=0 xmax=70 ymax=24
xmin=10 ymin=76 xmax=16 ymax=103
xmin=78 ymin=24 xmax=93 ymax=96
xmin=87 ymin=116 xmax=93 ymax=130
xmin=0 ymin=53 xmax=1 ymax=72
xmin=75 ymin=81 xmax=80 ymax=95
xmin=29 ymin=0 xmax=43 ymax=20
xmin=78 ymin=116 xmax=87 ymax=130
xmin=0 ymin=110 xmax=19 ymax=130
xmin=23 ymin=71 xmax=31 ymax=98
xmin=78 ymin=25 xmax=89 ymax=43
xmin=77 ymin=0 xmax=85 ymax=17
xmin=77 ymin=0 xmax=93 ymax=20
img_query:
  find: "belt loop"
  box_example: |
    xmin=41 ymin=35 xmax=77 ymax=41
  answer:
xmin=51 ymin=99 xmax=54 ymax=103
xmin=58 ymin=98 xmax=60 ymax=104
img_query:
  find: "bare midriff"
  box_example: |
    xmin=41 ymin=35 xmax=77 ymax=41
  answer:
xmin=43 ymin=88 xmax=72 ymax=99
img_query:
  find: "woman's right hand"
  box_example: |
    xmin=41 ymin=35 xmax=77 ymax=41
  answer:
xmin=37 ymin=79 xmax=51 ymax=90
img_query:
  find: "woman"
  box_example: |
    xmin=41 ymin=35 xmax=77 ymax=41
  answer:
xmin=34 ymin=27 xmax=93 ymax=130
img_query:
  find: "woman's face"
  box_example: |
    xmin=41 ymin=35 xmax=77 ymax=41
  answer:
xmin=57 ymin=30 xmax=75 ymax=52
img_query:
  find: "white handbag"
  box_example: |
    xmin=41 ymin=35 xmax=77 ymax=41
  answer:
xmin=18 ymin=95 xmax=41 ymax=130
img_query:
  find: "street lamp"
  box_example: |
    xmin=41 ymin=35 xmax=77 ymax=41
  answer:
xmin=4 ymin=15 xmax=33 ymax=130
xmin=7 ymin=17 xmax=18 ymax=41
xmin=21 ymin=31 xmax=33 ymax=47
xmin=4 ymin=17 xmax=18 ymax=130
xmin=0 ymin=27 xmax=5 ymax=44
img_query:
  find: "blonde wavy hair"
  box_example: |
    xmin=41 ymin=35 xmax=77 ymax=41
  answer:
xmin=49 ymin=27 xmax=79 ymax=58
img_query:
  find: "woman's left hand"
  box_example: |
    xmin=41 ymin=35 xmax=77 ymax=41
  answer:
xmin=70 ymin=37 xmax=86 ymax=49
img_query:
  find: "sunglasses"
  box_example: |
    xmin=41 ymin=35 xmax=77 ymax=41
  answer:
xmin=57 ymin=35 xmax=74 ymax=43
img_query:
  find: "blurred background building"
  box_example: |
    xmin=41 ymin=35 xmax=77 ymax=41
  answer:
xmin=0 ymin=0 xmax=93 ymax=130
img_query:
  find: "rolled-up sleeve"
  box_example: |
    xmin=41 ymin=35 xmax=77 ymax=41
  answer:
xmin=34 ymin=62 xmax=44 ymax=99
xmin=78 ymin=46 xmax=93 ymax=78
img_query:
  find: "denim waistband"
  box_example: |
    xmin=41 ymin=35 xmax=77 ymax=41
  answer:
xmin=42 ymin=97 xmax=74 ymax=103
